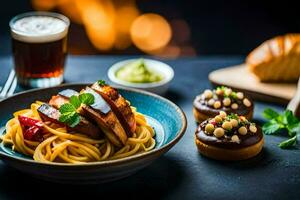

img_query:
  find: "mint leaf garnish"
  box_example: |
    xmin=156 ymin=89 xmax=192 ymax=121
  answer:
xmin=97 ymin=80 xmax=106 ymax=86
xmin=79 ymin=93 xmax=94 ymax=105
xmin=68 ymin=114 xmax=81 ymax=128
xmin=59 ymin=103 xmax=76 ymax=113
xmin=69 ymin=95 xmax=81 ymax=109
xmin=58 ymin=92 xmax=95 ymax=127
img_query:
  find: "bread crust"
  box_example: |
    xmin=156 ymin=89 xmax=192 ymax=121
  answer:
xmin=195 ymin=136 xmax=264 ymax=161
xmin=246 ymin=34 xmax=300 ymax=82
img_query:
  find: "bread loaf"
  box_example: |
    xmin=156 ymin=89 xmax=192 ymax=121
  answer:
xmin=246 ymin=34 xmax=300 ymax=82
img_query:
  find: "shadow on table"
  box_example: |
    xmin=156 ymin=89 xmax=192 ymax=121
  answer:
xmin=0 ymin=156 xmax=187 ymax=200
xmin=196 ymin=147 xmax=276 ymax=169
xmin=163 ymin=89 xmax=186 ymax=104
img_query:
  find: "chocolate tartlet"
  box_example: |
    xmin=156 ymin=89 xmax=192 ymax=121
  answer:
xmin=195 ymin=112 xmax=263 ymax=160
xmin=193 ymin=86 xmax=253 ymax=123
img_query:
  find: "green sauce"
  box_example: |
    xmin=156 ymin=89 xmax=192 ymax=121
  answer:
xmin=115 ymin=59 xmax=163 ymax=83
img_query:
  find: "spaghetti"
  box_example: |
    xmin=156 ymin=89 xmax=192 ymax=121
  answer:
xmin=0 ymin=101 xmax=156 ymax=164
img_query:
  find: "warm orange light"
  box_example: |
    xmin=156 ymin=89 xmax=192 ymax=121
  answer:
xmin=151 ymin=45 xmax=181 ymax=58
xmin=114 ymin=4 xmax=140 ymax=50
xmin=57 ymin=0 xmax=83 ymax=24
xmin=31 ymin=0 xmax=176 ymax=55
xmin=79 ymin=0 xmax=116 ymax=51
xmin=130 ymin=13 xmax=172 ymax=53
xmin=31 ymin=0 xmax=57 ymax=11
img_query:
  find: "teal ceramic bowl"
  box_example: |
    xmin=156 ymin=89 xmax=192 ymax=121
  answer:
xmin=0 ymin=84 xmax=186 ymax=184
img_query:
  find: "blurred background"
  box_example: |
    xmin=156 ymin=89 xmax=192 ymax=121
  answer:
xmin=0 ymin=0 xmax=299 ymax=58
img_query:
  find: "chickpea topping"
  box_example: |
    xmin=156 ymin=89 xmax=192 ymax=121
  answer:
xmin=216 ymin=88 xmax=223 ymax=95
xmin=243 ymin=98 xmax=252 ymax=107
xmin=205 ymin=123 xmax=215 ymax=134
xmin=219 ymin=111 xmax=227 ymax=118
xmin=225 ymin=88 xmax=232 ymax=96
xmin=237 ymin=92 xmax=244 ymax=99
xmin=249 ymin=125 xmax=257 ymax=133
xmin=238 ymin=126 xmax=247 ymax=135
xmin=213 ymin=101 xmax=221 ymax=109
xmin=204 ymin=89 xmax=213 ymax=99
xmin=231 ymin=103 xmax=238 ymax=109
xmin=208 ymin=99 xmax=215 ymax=106
xmin=231 ymin=135 xmax=240 ymax=143
xmin=239 ymin=116 xmax=247 ymax=122
xmin=214 ymin=115 xmax=223 ymax=123
xmin=222 ymin=121 xmax=232 ymax=130
xmin=223 ymin=97 xmax=231 ymax=106
xmin=213 ymin=127 xmax=225 ymax=138
xmin=230 ymin=119 xmax=238 ymax=127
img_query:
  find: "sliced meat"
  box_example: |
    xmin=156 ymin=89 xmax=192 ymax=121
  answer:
xmin=49 ymin=95 xmax=68 ymax=109
xmin=49 ymin=89 xmax=79 ymax=109
xmin=78 ymin=87 xmax=128 ymax=146
xmin=58 ymin=89 xmax=79 ymax=98
xmin=91 ymin=82 xmax=136 ymax=136
xmin=38 ymin=103 xmax=101 ymax=139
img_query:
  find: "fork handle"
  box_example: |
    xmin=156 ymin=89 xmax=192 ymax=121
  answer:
xmin=287 ymin=77 xmax=300 ymax=118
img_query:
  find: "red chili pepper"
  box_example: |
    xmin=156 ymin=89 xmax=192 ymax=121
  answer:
xmin=18 ymin=115 xmax=44 ymax=141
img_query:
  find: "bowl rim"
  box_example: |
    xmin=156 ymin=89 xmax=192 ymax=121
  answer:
xmin=0 ymin=83 xmax=187 ymax=168
xmin=108 ymin=58 xmax=174 ymax=88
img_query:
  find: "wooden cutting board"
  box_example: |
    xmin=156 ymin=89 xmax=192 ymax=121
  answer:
xmin=209 ymin=64 xmax=297 ymax=105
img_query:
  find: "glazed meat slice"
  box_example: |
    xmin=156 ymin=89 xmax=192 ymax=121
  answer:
xmin=78 ymin=87 xmax=128 ymax=147
xmin=58 ymin=89 xmax=79 ymax=98
xmin=91 ymin=82 xmax=136 ymax=136
xmin=37 ymin=103 xmax=101 ymax=139
xmin=49 ymin=89 xmax=79 ymax=109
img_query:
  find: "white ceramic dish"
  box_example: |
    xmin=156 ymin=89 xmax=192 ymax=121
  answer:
xmin=108 ymin=59 xmax=174 ymax=95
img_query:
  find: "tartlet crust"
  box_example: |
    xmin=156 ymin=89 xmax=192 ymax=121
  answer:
xmin=195 ymin=136 xmax=264 ymax=161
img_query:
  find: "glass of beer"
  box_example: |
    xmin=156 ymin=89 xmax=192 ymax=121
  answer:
xmin=9 ymin=12 xmax=70 ymax=88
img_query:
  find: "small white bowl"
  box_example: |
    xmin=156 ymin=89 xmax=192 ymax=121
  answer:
xmin=108 ymin=58 xmax=174 ymax=95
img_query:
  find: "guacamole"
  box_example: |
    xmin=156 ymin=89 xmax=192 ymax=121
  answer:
xmin=115 ymin=59 xmax=163 ymax=83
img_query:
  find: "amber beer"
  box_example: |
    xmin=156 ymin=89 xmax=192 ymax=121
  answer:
xmin=10 ymin=12 xmax=70 ymax=88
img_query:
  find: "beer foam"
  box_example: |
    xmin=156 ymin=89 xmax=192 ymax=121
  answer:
xmin=11 ymin=15 xmax=69 ymax=43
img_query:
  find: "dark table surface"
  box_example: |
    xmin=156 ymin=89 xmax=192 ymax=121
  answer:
xmin=0 ymin=56 xmax=298 ymax=200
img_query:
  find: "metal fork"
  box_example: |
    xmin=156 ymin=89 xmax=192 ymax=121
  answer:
xmin=0 ymin=69 xmax=17 ymax=100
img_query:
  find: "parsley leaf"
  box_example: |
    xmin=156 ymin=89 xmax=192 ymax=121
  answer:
xmin=262 ymin=108 xmax=300 ymax=149
xmin=278 ymin=135 xmax=297 ymax=149
xmin=286 ymin=122 xmax=299 ymax=137
xmin=262 ymin=108 xmax=279 ymax=120
xmin=262 ymin=120 xmax=282 ymax=134
xmin=283 ymin=110 xmax=299 ymax=126
xmin=78 ymin=93 xmax=94 ymax=105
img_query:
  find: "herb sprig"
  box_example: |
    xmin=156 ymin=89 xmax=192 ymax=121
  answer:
xmin=262 ymin=108 xmax=300 ymax=149
xmin=216 ymin=86 xmax=237 ymax=99
xmin=97 ymin=80 xmax=106 ymax=86
xmin=59 ymin=93 xmax=95 ymax=127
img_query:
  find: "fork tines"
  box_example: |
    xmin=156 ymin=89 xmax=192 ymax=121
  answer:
xmin=0 ymin=69 xmax=17 ymax=99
